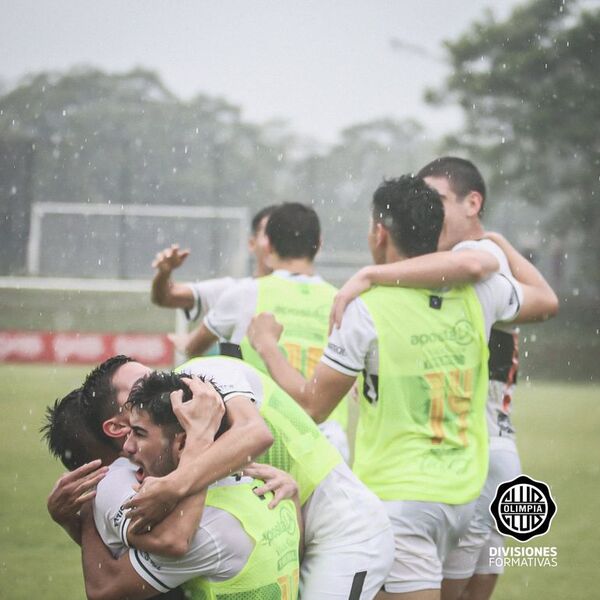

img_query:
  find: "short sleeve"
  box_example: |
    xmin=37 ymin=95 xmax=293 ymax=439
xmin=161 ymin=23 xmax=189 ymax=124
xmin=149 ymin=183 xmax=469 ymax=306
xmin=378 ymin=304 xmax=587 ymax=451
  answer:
xmin=93 ymin=459 xmax=138 ymax=556
xmin=453 ymin=239 xmax=511 ymax=278
xmin=321 ymin=298 xmax=377 ymax=376
xmin=179 ymin=357 xmax=256 ymax=403
xmin=184 ymin=278 xmax=236 ymax=322
xmin=473 ymin=273 xmax=523 ymax=338
xmin=128 ymin=507 xmax=253 ymax=591
xmin=203 ymin=279 xmax=257 ymax=342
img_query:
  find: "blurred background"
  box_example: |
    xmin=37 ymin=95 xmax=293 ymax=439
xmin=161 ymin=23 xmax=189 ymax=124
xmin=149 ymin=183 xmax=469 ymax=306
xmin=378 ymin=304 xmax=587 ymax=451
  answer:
xmin=0 ymin=1 xmax=598 ymax=598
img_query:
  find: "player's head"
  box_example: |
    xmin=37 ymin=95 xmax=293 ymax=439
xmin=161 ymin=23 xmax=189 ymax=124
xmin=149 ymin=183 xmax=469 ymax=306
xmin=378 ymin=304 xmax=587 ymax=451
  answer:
xmin=417 ymin=157 xmax=486 ymax=250
xmin=369 ymin=175 xmax=444 ymax=265
xmin=265 ymin=202 xmax=321 ymax=263
xmin=123 ymin=372 xmax=227 ymax=480
xmin=249 ymin=205 xmax=279 ymax=276
xmin=41 ymin=388 xmax=118 ymax=470
xmin=80 ymin=355 xmax=152 ymax=448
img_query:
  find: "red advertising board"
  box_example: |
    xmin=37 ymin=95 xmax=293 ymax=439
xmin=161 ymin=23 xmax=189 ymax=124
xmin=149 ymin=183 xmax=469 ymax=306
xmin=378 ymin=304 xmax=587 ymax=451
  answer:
xmin=0 ymin=331 xmax=173 ymax=365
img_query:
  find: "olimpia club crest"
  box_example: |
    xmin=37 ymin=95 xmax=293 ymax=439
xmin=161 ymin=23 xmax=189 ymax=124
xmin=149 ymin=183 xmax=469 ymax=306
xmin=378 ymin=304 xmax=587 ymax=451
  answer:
xmin=490 ymin=475 xmax=557 ymax=542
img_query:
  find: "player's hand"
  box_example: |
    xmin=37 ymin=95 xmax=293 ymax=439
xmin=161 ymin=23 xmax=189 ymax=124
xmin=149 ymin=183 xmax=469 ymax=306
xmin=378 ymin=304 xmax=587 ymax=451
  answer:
xmin=329 ymin=269 xmax=371 ymax=334
xmin=122 ymin=476 xmax=179 ymax=534
xmin=172 ymin=375 xmax=226 ymax=443
xmin=152 ymin=244 xmax=190 ymax=274
xmin=247 ymin=313 xmax=283 ymax=354
xmin=243 ymin=463 xmax=299 ymax=509
xmin=482 ymin=231 xmax=508 ymax=247
xmin=47 ymin=459 xmax=108 ymax=526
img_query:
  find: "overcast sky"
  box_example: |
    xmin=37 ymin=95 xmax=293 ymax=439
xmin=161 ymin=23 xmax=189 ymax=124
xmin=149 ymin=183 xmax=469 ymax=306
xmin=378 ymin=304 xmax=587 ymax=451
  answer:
xmin=1 ymin=0 xmax=523 ymax=143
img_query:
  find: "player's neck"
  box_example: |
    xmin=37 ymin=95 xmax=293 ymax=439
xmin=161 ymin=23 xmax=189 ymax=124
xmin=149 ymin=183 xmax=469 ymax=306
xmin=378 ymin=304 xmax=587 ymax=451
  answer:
xmin=462 ymin=221 xmax=486 ymax=241
xmin=270 ymin=256 xmax=314 ymax=276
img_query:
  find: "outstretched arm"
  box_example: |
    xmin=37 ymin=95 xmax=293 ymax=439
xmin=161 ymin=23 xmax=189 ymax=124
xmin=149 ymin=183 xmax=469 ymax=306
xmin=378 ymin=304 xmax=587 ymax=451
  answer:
xmin=248 ymin=313 xmax=355 ymax=423
xmin=330 ymin=249 xmax=499 ymax=331
xmin=151 ymin=244 xmax=193 ymax=309
xmin=483 ymin=232 xmax=559 ymax=322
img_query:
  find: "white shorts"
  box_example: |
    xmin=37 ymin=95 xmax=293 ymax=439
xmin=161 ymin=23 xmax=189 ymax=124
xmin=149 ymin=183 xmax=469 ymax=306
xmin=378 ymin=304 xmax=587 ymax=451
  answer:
xmin=300 ymin=463 xmax=394 ymax=599
xmin=383 ymin=499 xmax=476 ymax=594
xmin=443 ymin=441 xmax=522 ymax=579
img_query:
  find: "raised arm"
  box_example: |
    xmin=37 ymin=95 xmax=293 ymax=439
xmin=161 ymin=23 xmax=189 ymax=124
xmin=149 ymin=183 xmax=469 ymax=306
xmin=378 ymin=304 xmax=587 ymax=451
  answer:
xmin=123 ymin=384 xmax=273 ymax=532
xmin=484 ymin=232 xmax=559 ymax=322
xmin=330 ymin=249 xmax=499 ymax=331
xmin=151 ymin=244 xmax=194 ymax=309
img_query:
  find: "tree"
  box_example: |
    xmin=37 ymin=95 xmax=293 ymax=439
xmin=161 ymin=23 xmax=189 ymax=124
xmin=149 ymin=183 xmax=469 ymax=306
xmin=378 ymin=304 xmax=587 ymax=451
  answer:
xmin=427 ymin=0 xmax=600 ymax=294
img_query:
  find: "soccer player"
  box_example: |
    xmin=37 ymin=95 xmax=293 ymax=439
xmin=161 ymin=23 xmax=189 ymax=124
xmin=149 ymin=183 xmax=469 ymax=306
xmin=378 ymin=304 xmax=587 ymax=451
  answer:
xmin=50 ymin=354 xmax=393 ymax=599
xmin=248 ymin=175 xmax=527 ymax=600
xmin=44 ymin=377 xmax=301 ymax=599
xmin=150 ymin=205 xmax=277 ymax=326
xmin=328 ymin=158 xmax=559 ymax=600
xmin=178 ymin=202 xmax=350 ymax=461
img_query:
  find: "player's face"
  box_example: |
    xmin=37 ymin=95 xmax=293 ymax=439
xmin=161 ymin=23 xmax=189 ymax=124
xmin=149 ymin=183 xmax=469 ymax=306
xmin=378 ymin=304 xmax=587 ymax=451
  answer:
xmin=249 ymin=216 xmax=273 ymax=274
xmin=424 ymin=176 xmax=471 ymax=251
xmin=123 ymin=408 xmax=179 ymax=480
xmin=367 ymin=217 xmax=386 ymax=265
xmin=112 ymin=362 xmax=152 ymax=408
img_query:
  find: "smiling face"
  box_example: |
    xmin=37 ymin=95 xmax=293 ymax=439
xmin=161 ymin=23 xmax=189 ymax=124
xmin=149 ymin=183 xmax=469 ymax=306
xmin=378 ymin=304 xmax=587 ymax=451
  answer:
xmin=122 ymin=407 xmax=181 ymax=482
xmin=424 ymin=175 xmax=482 ymax=251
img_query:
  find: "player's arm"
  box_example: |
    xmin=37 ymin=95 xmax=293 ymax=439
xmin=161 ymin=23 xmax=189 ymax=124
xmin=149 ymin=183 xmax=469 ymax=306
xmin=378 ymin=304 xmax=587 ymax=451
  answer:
xmin=484 ymin=232 xmax=559 ymax=322
xmin=125 ymin=489 xmax=206 ymax=557
xmin=80 ymin=504 xmax=159 ymax=600
xmin=151 ymin=244 xmax=194 ymax=309
xmin=330 ymin=249 xmax=499 ymax=330
xmin=123 ymin=383 xmax=273 ymax=532
xmin=181 ymin=323 xmax=219 ymax=358
xmin=249 ymin=313 xmax=356 ymax=423
xmin=46 ymin=460 xmax=109 ymax=545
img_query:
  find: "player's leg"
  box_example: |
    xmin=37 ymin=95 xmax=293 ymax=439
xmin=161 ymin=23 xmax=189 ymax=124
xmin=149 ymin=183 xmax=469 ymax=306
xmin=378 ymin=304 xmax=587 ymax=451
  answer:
xmin=453 ymin=446 xmax=522 ymax=600
xmin=300 ymin=529 xmax=394 ymax=599
xmin=300 ymin=464 xmax=394 ymax=599
xmin=382 ymin=501 xmax=474 ymax=600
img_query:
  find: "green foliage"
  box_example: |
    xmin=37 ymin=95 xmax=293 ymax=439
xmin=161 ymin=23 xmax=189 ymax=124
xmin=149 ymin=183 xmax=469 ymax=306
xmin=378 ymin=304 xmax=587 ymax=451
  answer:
xmin=428 ymin=0 xmax=600 ymax=291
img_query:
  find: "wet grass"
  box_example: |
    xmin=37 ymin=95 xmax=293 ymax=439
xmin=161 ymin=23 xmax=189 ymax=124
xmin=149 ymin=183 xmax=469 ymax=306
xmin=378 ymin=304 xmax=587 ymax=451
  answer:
xmin=0 ymin=366 xmax=597 ymax=599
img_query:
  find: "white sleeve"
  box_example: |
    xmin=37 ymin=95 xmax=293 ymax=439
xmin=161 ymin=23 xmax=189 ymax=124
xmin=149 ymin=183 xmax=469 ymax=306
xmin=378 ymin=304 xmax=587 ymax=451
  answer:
xmin=473 ymin=273 xmax=523 ymax=339
xmin=128 ymin=507 xmax=253 ymax=592
xmin=93 ymin=459 xmax=138 ymax=556
xmin=321 ymin=298 xmax=376 ymax=376
xmin=179 ymin=358 xmax=256 ymax=403
xmin=184 ymin=277 xmax=236 ymax=322
xmin=453 ymin=238 xmax=512 ymax=278
xmin=203 ymin=279 xmax=257 ymax=342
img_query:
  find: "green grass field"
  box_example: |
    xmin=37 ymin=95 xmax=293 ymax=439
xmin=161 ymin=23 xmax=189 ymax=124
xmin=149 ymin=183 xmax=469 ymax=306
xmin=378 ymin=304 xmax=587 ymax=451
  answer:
xmin=0 ymin=364 xmax=598 ymax=599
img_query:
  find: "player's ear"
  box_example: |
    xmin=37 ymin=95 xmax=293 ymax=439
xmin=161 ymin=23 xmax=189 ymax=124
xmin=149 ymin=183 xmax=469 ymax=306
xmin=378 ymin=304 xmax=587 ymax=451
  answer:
xmin=375 ymin=221 xmax=388 ymax=248
xmin=102 ymin=417 xmax=130 ymax=439
xmin=173 ymin=432 xmax=186 ymax=459
xmin=465 ymin=191 xmax=483 ymax=217
xmin=248 ymin=235 xmax=256 ymax=252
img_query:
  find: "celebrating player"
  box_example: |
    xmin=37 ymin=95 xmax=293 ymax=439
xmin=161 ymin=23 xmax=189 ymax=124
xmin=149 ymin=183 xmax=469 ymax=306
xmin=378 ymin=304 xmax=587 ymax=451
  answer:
xmin=248 ymin=175 xmax=527 ymax=600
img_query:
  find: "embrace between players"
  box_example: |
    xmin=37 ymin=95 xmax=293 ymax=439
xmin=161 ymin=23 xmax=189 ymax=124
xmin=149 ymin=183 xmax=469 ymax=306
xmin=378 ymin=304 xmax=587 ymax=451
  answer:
xmin=43 ymin=157 xmax=558 ymax=600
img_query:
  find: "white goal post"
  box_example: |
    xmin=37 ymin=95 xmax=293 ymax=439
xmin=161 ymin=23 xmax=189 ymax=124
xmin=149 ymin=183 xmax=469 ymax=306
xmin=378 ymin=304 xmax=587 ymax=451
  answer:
xmin=27 ymin=201 xmax=251 ymax=277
